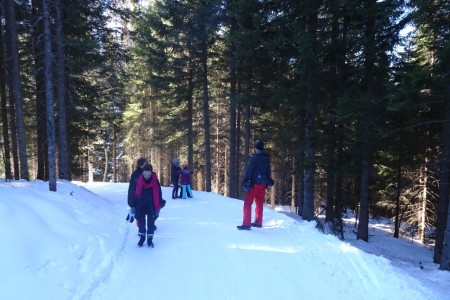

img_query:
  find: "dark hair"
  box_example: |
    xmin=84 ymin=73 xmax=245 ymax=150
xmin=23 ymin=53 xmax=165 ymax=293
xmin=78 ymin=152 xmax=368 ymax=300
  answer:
xmin=143 ymin=164 xmax=153 ymax=172
xmin=255 ymin=140 xmax=264 ymax=151
xmin=136 ymin=157 xmax=147 ymax=167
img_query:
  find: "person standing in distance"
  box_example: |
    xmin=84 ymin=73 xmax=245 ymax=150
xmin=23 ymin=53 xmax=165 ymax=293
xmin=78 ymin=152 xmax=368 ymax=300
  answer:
xmin=237 ymin=140 xmax=271 ymax=230
xmin=180 ymin=163 xmax=194 ymax=199
xmin=171 ymin=157 xmax=181 ymax=199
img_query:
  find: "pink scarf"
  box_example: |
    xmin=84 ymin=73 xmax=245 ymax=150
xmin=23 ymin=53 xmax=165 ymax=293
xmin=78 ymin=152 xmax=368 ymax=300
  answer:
xmin=135 ymin=172 xmax=161 ymax=211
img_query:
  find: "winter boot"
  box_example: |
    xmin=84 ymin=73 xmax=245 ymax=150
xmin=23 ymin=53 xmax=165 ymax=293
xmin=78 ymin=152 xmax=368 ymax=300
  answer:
xmin=237 ymin=225 xmax=251 ymax=230
xmin=251 ymin=222 xmax=262 ymax=228
xmin=147 ymin=234 xmax=154 ymax=248
xmin=137 ymin=235 xmax=146 ymax=247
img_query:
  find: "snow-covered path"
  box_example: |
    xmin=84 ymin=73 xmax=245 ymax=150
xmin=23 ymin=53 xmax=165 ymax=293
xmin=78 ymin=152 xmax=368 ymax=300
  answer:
xmin=76 ymin=182 xmax=438 ymax=300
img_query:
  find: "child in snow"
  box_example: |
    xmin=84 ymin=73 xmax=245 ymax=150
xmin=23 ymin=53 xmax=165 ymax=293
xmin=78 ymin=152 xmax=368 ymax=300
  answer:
xmin=131 ymin=164 xmax=163 ymax=247
xmin=180 ymin=163 xmax=193 ymax=199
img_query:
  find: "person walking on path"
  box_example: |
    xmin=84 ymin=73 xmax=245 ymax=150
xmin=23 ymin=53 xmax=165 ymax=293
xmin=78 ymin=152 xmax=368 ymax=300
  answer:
xmin=237 ymin=140 xmax=272 ymax=230
xmin=131 ymin=163 xmax=163 ymax=247
xmin=180 ymin=163 xmax=193 ymax=199
xmin=171 ymin=157 xmax=182 ymax=199
xmin=126 ymin=157 xmax=147 ymax=225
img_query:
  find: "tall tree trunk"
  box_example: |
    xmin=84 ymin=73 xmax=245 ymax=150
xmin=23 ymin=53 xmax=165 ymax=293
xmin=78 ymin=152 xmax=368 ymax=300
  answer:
xmin=291 ymin=157 xmax=296 ymax=213
xmin=244 ymin=102 xmax=250 ymax=175
xmin=435 ymin=83 xmax=450 ymax=263
xmin=5 ymin=0 xmax=29 ymax=180
xmin=302 ymin=4 xmax=319 ymax=222
xmin=228 ymin=0 xmax=238 ymax=198
xmin=441 ymin=89 xmax=450 ymax=270
xmin=418 ymin=161 xmax=428 ymax=242
xmin=297 ymin=116 xmax=305 ymax=217
xmin=88 ymin=151 xmax=94 ymax=182
xmin=187 ymin=72 xmax=194 ymax=170
xmin=303 ymin=101 xmax=316 ymax=221
xmin=357 ymin=128 xmax=371 ymax=241
xmin=441 ymin=88 xmax=450 ymax=270
xmin=269 ymin=143 xmax=277 ymax=209
xmin=325 ymin=3 xmax=339 ymax=222
xmin=103 ymin=146 xmax=108 ymax=182
xmin=394 ymin=145 xmax=403 ymax=238
xmin=335 ymin=127 xmax=345 ymax=240
xmin=0 ymin=18 xmax=12 ymax=180
xmin=236 ymin=103 xmax=242 ymax=199
xmin=228 ymin=54 xmax=237 ymax=198
xmin=32 ymin=0 xmax=48 ymax=181
xmin=357 ymin=0 xmax=376 ymax=242
xmin=8 ymin=83 xmax=18 ymax=180
xmin=112 ymin=125 xmax=117 ymax=182
xmin=55 ymin=0 xmax=70 ymax=180
xmin=43 ymin=0 xmax=56 ymax=191
xmin=333 ymin=6 xmax=348 ymax=239
xmin=441 ymin=200 xmax=450 ymax=270
xmin=214 ymin=106 xmax=220 ymax=193
xmin=200 ymin=19 xmax=211 ymax=192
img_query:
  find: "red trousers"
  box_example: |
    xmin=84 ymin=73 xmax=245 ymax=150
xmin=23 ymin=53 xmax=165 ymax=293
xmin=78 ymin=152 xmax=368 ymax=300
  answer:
xmin=242 ymin=183 xmax=266 ymax=226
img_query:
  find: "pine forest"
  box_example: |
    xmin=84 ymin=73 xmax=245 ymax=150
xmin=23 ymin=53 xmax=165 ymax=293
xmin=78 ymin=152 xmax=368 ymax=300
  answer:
xmin=0 ymin=0 xmax=449 ymax=270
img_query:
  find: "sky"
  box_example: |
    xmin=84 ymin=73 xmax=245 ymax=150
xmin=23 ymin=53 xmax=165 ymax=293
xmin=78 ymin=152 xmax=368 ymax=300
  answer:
xmin=0 ymin=179 xmax=449 ymax=300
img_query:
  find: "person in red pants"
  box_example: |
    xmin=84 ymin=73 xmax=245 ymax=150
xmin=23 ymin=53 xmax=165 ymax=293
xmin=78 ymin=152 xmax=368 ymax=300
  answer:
xmin=237 ymin=140 xmax=272 ymax=230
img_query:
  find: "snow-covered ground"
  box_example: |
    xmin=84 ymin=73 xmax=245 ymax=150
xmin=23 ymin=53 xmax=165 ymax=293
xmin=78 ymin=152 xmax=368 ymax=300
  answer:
xmin=0 ymin=179 xmax=449 ymax=300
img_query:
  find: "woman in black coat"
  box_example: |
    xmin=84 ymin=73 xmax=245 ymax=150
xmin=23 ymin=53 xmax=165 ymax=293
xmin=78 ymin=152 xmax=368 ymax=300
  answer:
xmin=171 ymin=157 xmax=181 ymax=199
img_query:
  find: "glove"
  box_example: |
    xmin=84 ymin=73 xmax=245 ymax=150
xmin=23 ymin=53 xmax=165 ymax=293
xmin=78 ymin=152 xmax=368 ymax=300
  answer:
xmin=160 ymin=199 xmax=166 ymax=208
xmin=126 ymin=207 xmax=135 ymax=223
xmin=266 ymin=178 xmax=274 ymax=188
xmin=154 ymin=210 xmax=160 ymax=221
xmin=242 ymin=179 xmax=253 ymax=192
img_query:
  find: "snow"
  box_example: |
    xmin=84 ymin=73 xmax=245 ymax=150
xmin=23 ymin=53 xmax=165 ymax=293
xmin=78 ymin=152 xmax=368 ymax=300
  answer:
xmin=0 ymin=179 xmax=449 ymax=300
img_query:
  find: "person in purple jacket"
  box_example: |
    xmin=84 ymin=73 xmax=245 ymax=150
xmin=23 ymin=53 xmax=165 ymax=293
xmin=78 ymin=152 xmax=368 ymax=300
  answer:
xmin=180 ymin=163 xmax=193 ymax=199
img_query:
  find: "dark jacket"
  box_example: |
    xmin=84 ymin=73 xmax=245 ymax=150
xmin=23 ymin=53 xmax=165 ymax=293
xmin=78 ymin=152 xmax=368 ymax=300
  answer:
xmin=171 ymin=164 xmax=181 ymax=182
xmin=180 ymin=168 xmax=193 ymax=185
xmin=135 ymin=172 xmax=163 ymax=212
xmin=243 ymin=150 xmax=271 ymax=185
xmin=127 ymin=167 xmax=142 ymax=207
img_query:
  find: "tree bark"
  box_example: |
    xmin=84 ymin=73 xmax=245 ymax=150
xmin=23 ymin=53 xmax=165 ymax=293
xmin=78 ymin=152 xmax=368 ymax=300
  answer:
xmin=441 ymin=200 xmax=450 ymax=270
xmin=43 ymin=0 xmax=57 ymax=191
xmin=236 ymin=103 xmax=242 ymax=199
xmin=302 ymin=3 xmax=319 ymax=222
xmin=0 ymin=18 xmax=12 ymax=180
xmin=112 ymin=125 xmax=117 ymax=182
xmin=227 ymin=0 xmax=238 ymax=199
xmin=200 ymin=17 xmax=212 ymax=192
xmin=297 ymin=117 xmax=305 ymax=217
xmin=357 ymin=0 xmax=376 ymax=242
xmin=325 ymin=3 xmax=340 ymax=222
xmin=7 ymin=83 xmax=19 ymax=180
xmin=55 ymin=0 xmax=70 ymax=180
xmin=435 ymin=79 xmax=450 ymax=263
xmin=418 ymin=161 xmax=428 ymax=242
xmin=394 ymin=146 xmax=403 ymax=238
xmin=103 ymin=146 xmax=108 ymax=182
xmin=187 ymin=71 xmax=194 ymax=171
xmin=5 ymin=0 xmax=29 ymax=180
xmin=32 ymin=0 xmax=48 ymax=181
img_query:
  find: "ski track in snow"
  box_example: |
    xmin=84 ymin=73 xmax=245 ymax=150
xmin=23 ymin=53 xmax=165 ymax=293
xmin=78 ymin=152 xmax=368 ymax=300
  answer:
xmin=74 ymin=183 xmax=437 ymax=300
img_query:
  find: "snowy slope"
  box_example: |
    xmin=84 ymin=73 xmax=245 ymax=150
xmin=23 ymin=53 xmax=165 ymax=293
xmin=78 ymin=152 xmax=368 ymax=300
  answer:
xmin=0 ymin=180 xmax=448 ymax=300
